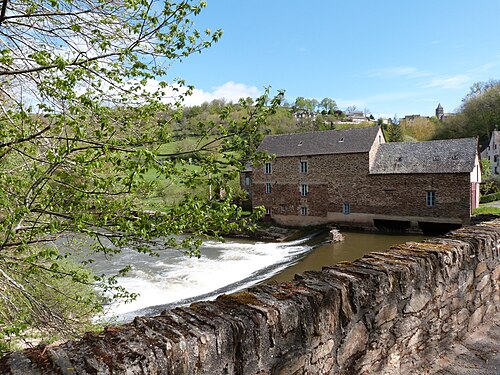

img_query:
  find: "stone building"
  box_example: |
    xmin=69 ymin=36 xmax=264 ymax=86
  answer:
xmin=436 ymin=103 xmax=444 ymax=121
xmin=480 ymin=130 xmax=500 ymax=174
xmin=399 ymin=114 xmax=431 ymax=127
xmin=244 ymin=126 xmax=481 ymax=232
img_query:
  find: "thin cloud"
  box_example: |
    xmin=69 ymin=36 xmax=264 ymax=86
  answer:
xmin=421 ymin=75 xmax=470 ymax=89
xmin=183 ymin=81 xmax=261 ymax=106
xmin=468 ymin=62 xmax=497 ymax=75
xmin=364 ymin=91 xmax=415 ymax=102
xmin=364 ymin=66 xmax=432 ymax=79
xmin=130 ymin=80 xmax=260 ymax=105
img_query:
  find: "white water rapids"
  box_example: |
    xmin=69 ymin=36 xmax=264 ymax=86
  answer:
xmin=86 ymin=235 xmax=316 ymax=322
xmin=55 ymin=230 xmax=424 ymax=323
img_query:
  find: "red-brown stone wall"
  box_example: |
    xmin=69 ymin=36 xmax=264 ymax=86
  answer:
xmin=363 ymin=173 xmax=471 ymax=219
xmin=251 ymin=152 xmax=472 ymax=223
xmin=252 ymin=153 xmax=369 ymax=218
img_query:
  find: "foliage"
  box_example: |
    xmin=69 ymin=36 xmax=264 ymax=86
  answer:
xmin=293 ymin=97 xmax=318 ymax=112
xmin=473 ymin=205 xmax=500 ymax=215
xmin=433 ymin=80 xmax=500 ymax=142
xmin=482 ymin=158 xmax=492 ymax=180
xmin=400 ymin=116 xmax=440 ymax=141
xmin=479 ymin=191 xmax=500 ymax=204
xmin=0 ymin=254 xmax=102 ymax=355
xmin=479 ymin=159 xmax=496 ymax=196
xmin=385 ymin=121 xmax=403 ymax=142
xmin=319 ymin=98 xmax=338 ymax=114
xmin=480 ymin=175 xmax=500 ymax=197
xmin=0 ymin=0 xmax=283 ymax=344
xmin=291 ymin=96 xmax=338 ymax=115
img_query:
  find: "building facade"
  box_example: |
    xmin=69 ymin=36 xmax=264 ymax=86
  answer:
xmin=246 ymin=127 xmax=480 ymax=232
xmin=480 ymin=130 xmax=500 ymax=175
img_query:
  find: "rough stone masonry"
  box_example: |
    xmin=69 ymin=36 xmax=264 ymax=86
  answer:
xmin=1 ymin=220 xmax=499 ymax=374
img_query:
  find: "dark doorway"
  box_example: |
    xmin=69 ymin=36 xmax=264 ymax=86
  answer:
xmin=417 ymin=221 xmax=462 ymax=236
xmin=373 ymin=219 xmax=411 ymax=233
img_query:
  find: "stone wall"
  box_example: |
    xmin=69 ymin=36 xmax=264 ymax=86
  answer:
xmin=1 ymin=221 xmax=499 ymax=374
xmin=363 ymin=173 xmax=472 ymax=221
xmin=252 ymin=153 xmax=369 ymax=219
xmin=251 ymin=152 xmax=472 ymax=228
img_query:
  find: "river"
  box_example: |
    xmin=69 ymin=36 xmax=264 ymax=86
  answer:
xmin=85 ymin=230 xmax=425 ymax=322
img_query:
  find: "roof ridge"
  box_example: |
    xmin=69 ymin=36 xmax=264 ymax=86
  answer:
xmin=264 ymin=126 xmax=380 ymax=138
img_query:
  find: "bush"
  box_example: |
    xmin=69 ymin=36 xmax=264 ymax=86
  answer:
xmin=480 ymin=175 xmax=500 ymax=195
xmin=480 ymin=191 xmax=500 ymax=203
xmin=0 ymin=253 xmax=104 ymax=355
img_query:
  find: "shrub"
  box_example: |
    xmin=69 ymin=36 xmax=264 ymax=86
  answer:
xmin=480 ymin=191 xmax=500 ymax=203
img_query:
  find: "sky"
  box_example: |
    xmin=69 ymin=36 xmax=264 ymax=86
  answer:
xmin=165 ymin=0 xmax=500 ymax=119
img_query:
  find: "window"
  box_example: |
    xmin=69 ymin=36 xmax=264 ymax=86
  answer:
xmin=426 ymin=191 xmax=436 ymax=207
xmin=300 ymin=160 xmax=308 ymax=173
xmin=301 ymin=206 xmax=308 ymax=216
xmin=343 ymin=202 xmax=350 ymax=215
xmin=264 ymin=162 xmax=272 ymax=174
xmin=265 ymin=183 xmax=272 ymax=194
xmin=265 ymin=208 xmax=271 ymax=215
xmin=300 ymin=183 xmax=308 ymax=196
xmin=244 ymin=176 xmax=251 ymax=186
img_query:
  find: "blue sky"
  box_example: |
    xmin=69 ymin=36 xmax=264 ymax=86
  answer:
xmin=167 ymin=0 xmax=500 ymax=118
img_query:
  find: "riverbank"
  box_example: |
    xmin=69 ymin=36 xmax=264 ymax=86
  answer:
xmin=228 ymin=222 xmax=321 ymax=242
xmin=239 ymin=212 xmax=500 ymax=242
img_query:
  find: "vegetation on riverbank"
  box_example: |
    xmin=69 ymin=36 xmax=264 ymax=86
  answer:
xmin=0 ymin=0 xmax=283 ymax=352
xmin=473 ymin=205 xmax=500 ymax=216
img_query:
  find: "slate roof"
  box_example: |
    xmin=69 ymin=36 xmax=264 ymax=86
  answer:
xmin=370 ymin=138 xmax=478 ymax=174
xmin=257 ymin=126 xmax=381 ymax=157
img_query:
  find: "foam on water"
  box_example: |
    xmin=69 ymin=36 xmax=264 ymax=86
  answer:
xmin=100 ymin=236 xmax=314 ymax=321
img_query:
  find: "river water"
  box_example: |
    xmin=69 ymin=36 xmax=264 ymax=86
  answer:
xmin=86 ymin=230 xmax=425 ymax=322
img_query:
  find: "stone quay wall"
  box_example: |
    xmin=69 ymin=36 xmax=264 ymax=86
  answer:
xmin=1 ymin=221 xmax=499 ymax=374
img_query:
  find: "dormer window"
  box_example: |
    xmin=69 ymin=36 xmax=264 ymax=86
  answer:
xmin=433 ymin=156 xmax=439 ymax=161
xmin=298 ymin=141 xmax=303 ymax=146
xmin=339 ymin=137 xmax=344 ymax=142
xmin=451 ymin=154 xmax=459 ymax=160
xmin=396 ymin=157 xmax=403 ymax=162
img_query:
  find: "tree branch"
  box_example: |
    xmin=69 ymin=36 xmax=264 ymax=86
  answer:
xmin=0 ymin=0 xmax=7 ymax=25
xmin=0 ymin=51 xmax=120 ymax=76
xmin=0 ymin=124 xmax=52 ymax=149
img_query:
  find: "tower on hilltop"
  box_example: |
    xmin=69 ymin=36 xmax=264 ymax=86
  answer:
xmin=436 ymin=103 xmax=444 ymax=121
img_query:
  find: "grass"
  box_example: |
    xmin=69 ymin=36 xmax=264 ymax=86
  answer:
xmin=134 ymin=136 xmax=244 ymax=211
xmin=473 ymin=205 xmax=500 ymax=216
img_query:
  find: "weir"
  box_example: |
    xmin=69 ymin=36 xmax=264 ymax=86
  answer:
xmin=1 ymin=220 xmax=499 ymax=374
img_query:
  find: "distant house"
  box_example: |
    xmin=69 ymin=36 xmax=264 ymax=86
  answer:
xmin=399 ymin=103 xmax=453 ymax=128
xmin=332 ymin=111 xmax=374 ymax=125
xmin=480 ymin=130 xmax=500 ymax=174
xmin=399 ymin=114 xmax=431 ymax=126
xmin=293 ymin=110 xmax=316 ymax=120
xmin=243 ymin=126 xmax=480 ymax=232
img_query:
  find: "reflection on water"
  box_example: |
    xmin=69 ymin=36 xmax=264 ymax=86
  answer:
xmin=270 ymin=231 xmax=426 ymax=283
